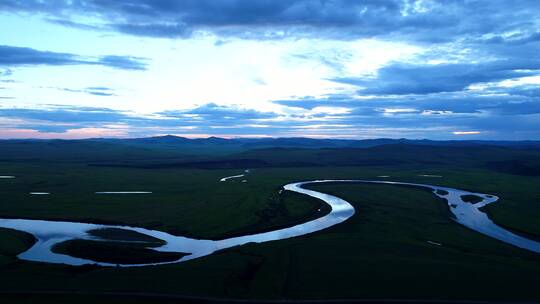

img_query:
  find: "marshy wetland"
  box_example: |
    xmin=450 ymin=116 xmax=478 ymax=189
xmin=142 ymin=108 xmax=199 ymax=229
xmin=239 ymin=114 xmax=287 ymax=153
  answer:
xmin=1 ymin=141 xmax=540 ymax=302
xmin=1 ymin=177 xmax=539 ymax=267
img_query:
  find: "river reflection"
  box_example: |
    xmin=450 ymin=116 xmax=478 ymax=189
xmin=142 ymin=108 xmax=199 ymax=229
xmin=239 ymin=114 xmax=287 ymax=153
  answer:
xmin=0 ymin=179 xmax=538 ymax=267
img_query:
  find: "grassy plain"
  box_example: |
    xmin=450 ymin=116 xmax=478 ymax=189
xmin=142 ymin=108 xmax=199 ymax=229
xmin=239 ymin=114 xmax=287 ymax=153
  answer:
xmin=1 ymin=159 xmax=540 ymax=302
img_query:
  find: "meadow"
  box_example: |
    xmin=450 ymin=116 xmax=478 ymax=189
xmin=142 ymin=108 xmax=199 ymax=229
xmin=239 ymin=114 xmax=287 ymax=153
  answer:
xmin=0 ymin=140 xmax=539 ymax=302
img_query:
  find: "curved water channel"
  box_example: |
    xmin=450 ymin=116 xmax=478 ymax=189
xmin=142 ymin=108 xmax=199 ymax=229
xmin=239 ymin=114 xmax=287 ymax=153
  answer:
xmin=0 ymin=179 xmax=539 ymax=267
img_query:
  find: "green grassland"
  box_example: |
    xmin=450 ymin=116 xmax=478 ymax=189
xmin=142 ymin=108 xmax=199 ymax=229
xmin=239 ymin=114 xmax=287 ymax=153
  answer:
xmin=88 ymin=228 xmax=167 ymax=243
xmin=0 ymin=228 xmax=36 ymax=256
xmin=0 ymin=160 xmax=540 ymax=302
xmin=0 ymin=164 xmax=334 ymax=239
xmin=49 ymin=228 xmax=186 ymax=265
xmin=52 ymin=240 xmax=187 ymax=264
xmin=461 ymin=194 xmax=484 ymax=204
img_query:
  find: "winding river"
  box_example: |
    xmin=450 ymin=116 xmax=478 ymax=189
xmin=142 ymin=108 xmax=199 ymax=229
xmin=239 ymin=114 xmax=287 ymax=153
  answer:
xmin=0 ymin=179 xmax=539 ymax=267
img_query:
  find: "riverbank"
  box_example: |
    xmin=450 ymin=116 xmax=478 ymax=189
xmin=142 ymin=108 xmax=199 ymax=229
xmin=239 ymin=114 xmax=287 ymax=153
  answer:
xmin=1 ymin=166 xmax=540 ymax=300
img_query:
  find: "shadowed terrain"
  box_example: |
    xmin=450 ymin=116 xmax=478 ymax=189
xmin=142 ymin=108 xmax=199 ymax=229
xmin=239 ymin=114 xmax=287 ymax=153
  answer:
xmin=1 ymin=137 xmax=539 ymax=302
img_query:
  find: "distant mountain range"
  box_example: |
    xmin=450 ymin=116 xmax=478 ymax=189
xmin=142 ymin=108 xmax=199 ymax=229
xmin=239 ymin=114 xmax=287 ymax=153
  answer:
xmin=1 ymin=135 xmax=540 ymax=176
xmin=2 ymin=135 xmax=540 ymax=160
xmin=6 ymin=135 xmax=539 ymax=148
xmin=115 ymin=135 xmax=540 ymax=147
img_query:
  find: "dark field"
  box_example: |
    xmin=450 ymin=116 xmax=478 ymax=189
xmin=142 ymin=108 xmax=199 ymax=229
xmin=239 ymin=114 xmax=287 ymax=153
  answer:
xmin=0 ymin=228 xmax=36 ymax=256
xmin=52 ymin=240 xmax=187 ymax=264
xmin=460 ymin=194 xmax=484 ymax=204
xmin=88 ymin=228 xmax=166 ymax=243
xmin=0 ymin=140 xmax=540 ymax=302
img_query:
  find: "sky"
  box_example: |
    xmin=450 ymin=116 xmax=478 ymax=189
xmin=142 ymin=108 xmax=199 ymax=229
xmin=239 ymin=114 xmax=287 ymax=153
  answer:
xmin=0 ymin=0 xmax=540 ymax=140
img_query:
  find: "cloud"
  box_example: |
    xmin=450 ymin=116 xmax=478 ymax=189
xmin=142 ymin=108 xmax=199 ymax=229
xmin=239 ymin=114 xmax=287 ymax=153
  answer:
xmin=54 ymin=86 xmax=116 ymax=96
xmin=113 ymin=22 xmax=192 ymax=38
xmin=0 ymin=106 xmax=130 ymax=125
xmin=83 ymin=87 xmax=116 ymax=96
xmin=1 ymin=97 xmax=540 ymax=139
xmin=480 ymin=31 xmax=540 ymax=46
xmin=453 ymin=131 xmax=481 ymax=135
xmin=267 ymin=88 xmax=540 ymax=139
xmin=1 ymin=1 xmax=540 ymax=140
xmin=330 ymin=60 xmax=540 ymax=95
xmin=159 ymin=103 xmax=279 ymax=122
xmin=2 ymin=0 xmax=539 ymax=42
xmin=0 ymin=45 xmax=80 ymax=66
xmin=274 ymin=95 xmax=359 ymax=110
xmin=45 ymin=18 xmax=104 ymax=31
xmin=276 ymin=90 xmax=540 ymax=116
xmin=0 ymin=68 xmax=13 ymax=77
xmin=0 ymin=104 xmax=280 ymax=136
xmin=97 ymin=55 xmax=147 ymax=70
xmin=0 ymin=45 xmax=148 ymax=70
xmin=502 ymin=85 xmax=540 ymax=98
xmin=0 ymin=127 xmax=127 ymax=139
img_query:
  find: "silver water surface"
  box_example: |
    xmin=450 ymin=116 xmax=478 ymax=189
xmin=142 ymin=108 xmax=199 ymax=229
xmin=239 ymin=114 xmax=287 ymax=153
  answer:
xmin=0 ymin=179 xmax=538 ymax=267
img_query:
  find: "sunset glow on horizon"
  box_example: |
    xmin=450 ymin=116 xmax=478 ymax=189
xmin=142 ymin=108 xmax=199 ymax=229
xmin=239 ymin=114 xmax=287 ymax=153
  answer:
xmin=1 ymin=1 xmax=539 ymax=140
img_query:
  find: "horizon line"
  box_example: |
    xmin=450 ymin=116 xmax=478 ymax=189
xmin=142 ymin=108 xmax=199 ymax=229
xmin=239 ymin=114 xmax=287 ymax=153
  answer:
xmin=0 ymin=135 xmax=538 ymax=142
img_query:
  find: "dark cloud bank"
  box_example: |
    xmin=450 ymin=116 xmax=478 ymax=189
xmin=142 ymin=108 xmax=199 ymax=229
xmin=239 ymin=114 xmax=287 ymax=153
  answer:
xmin=1 ymin=1 xmax=540 ymax=139
xmin=2 ymin=0 xmax=539 ymax=41
xmin=0 ymin=45 xmax=147 ymax=70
